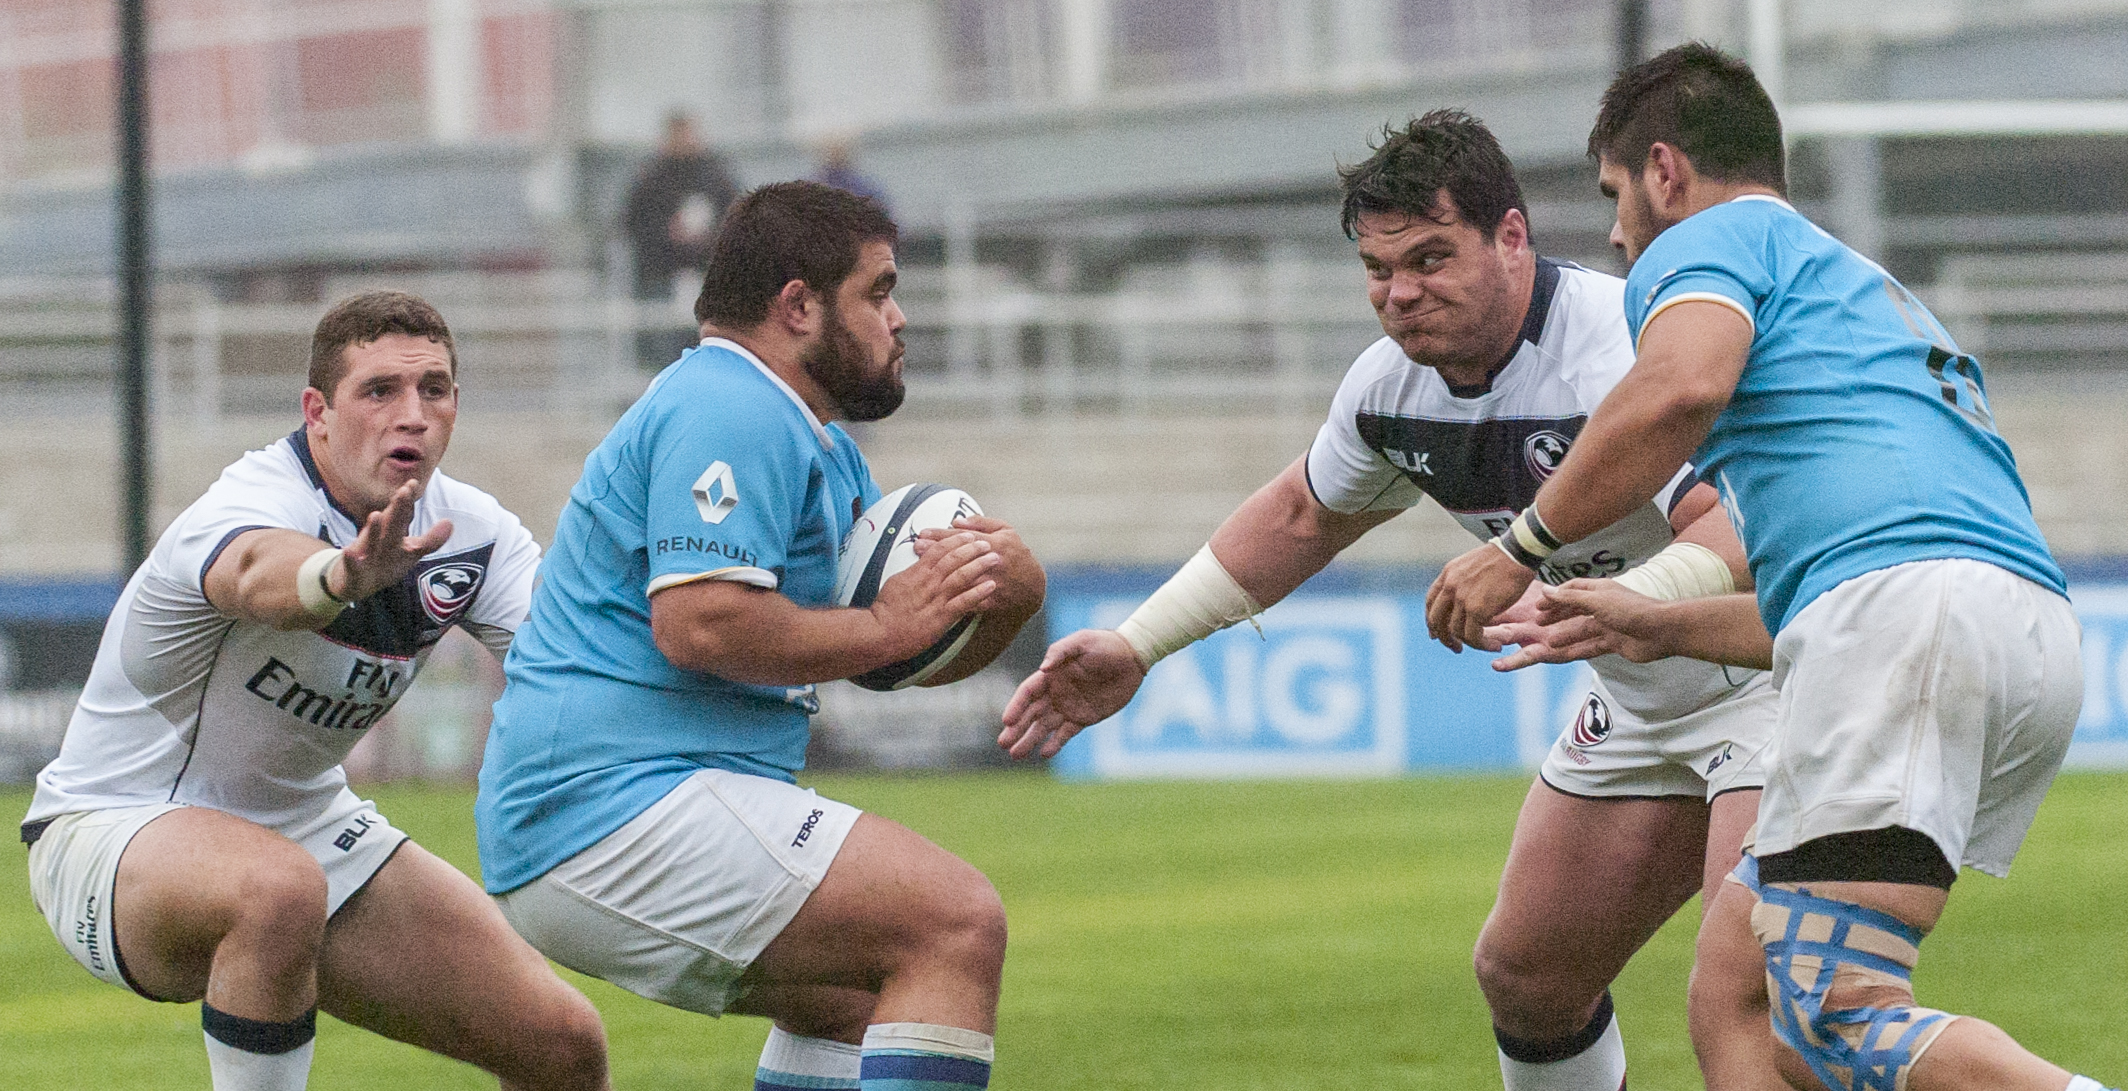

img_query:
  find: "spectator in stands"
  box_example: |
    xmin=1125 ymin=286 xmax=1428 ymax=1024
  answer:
xmin=623 ymin=111 xmax=740 ymax=369
xmin=812 ymin=136 xmax=890 ymax=215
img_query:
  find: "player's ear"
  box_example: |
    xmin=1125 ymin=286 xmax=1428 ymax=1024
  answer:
xmin=301 ymin=386 xmax=330 ymax=429
xmin=772 ymin=279 xmax=818 ymax=336
xmin=1646 ymin=142 xmax=1690 ymax=207
xmin=1494 ymin=208 xmax=1530 ymax=254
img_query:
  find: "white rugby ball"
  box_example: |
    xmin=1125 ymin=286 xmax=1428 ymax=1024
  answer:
xmin=835 ymin=483 xmax=985 ymax=691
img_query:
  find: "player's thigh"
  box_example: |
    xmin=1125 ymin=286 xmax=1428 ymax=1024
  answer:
xmin=1701 ymin=788 xmax=1760 ymax=910
xmin=726 ymin=984 xmax=878 ymax=1044
xmin=743 ymin=812 xmax=1005 ymax=996
xmin=318 ymin=840 xmax=605 ymax=1076
xmin=114 ymin=805 xmax=328 ymax=1002
xmin=1477 ymin=780 xmax=1709 ymax=994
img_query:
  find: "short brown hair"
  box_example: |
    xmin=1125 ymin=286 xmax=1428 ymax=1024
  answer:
xmin=308 ymin=290 xmax=458 ymax=400
xmin=1588 ymin=42 xmax=1786 ymax=194
xmin=1339 ymin=109 xmax=1528 ymax=242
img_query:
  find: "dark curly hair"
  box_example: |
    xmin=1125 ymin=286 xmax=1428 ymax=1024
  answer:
xmin=308 ymin=290 xmax=456 ymax=401
xmin=1588 ymin=42 xmax=1786 ymax=193
xmin=1338 ymin=109 xmax=1528 ymax=241
xmin=695 ymin=180 xmax=900 ymax=329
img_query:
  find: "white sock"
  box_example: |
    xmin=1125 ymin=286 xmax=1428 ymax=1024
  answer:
xmin=1497 ymin=1000 xmax=1625 ymax=1091
xmin=203 ymin=1037 xmax=315 ymax=1091
xmin=2064 ymin=1078 xmax=2115 ymax=1091
xmin=756 ymin=1026 xmax=860 ymax=1090
xmin=202 ymin=1004 xmax=315 ymax=1091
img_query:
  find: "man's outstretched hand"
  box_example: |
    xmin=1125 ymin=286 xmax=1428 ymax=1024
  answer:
xmin=999 ymin=629 xmax=1146 ymax=760
xmin=335 ymin=480 xmax=454 ymax=602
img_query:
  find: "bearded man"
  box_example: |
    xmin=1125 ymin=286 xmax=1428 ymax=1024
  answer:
xmin=475 ymin=181 xmax=1045 ymax=1091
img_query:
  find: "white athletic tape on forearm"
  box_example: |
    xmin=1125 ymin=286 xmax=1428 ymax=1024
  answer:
xmin=295 ymin=547 xmax=348 ymax=620
xmin=1115 ymin=544 xmax=1264 ymax=670
xmin=1612 ymin=541 xmax=1735 ymax=601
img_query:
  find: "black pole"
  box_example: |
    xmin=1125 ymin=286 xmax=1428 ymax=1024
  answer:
xmin=116 ymin=0 xmax=152 ymax=573
xmin=1615 ymin=0 xmax=1650 ymax=71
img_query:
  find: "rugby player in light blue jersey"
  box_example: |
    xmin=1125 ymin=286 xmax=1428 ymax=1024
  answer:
xmin=476 ymin=182 xmax=1045 ymax=1091
xmin=1429 ymin=43 xmax=2114 ymax=1091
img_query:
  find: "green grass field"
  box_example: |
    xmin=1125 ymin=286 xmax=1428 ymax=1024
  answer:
xmin=6 ymin=772 xmax=2125 ymax=1089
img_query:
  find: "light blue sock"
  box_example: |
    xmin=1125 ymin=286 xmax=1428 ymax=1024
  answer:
xmin=858 ymin=1022 xmax=992 ymax=1091
xmin=754 ymin=1026 xmax=860 ymax=1091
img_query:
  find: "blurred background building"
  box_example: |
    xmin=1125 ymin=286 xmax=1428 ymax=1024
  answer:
xmin=7 ymin=0 xmax=2128 ymax=776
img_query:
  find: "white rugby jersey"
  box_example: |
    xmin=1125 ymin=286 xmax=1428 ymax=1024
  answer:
xmin=25 ymin=430 xmax=540 ymax=832
xmin=1306 ymin=258 xmax=1757 ymax=722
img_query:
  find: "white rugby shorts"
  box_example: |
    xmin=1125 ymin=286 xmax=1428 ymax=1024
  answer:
xmin=492 ymin=767 xmax=861 ymax=1017
xmin=1540 ymin=671 xmax=1777 ymax=801
xmin=26 ymin=790 xmax=408 ymax=997
xmin=1754 ymin=558 xmax=2082 ymax=878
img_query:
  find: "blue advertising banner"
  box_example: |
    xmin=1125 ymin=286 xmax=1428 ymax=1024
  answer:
xmin=1048 ymin=573 xmax=2128 ymax=779
xmin=2070 ymin=585 xmax=2128 ymax=768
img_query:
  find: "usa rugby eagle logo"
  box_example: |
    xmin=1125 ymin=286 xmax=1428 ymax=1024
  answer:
xmin=1570 ymin=692 xmax=1612 ymax=748
xmin=418 ymin=562 xmax=484 ymax=625
xmin=1524 ymin=431 xmax=1571 ymax=481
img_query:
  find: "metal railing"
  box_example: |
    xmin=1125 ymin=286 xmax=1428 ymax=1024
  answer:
xmin=7 ymin=249 xmax=2122 ymax=429
xmin=0 ymin=260 xmax=1388 ymax=423
xmin=1926 ymin=251 xmax=2128 ymax=367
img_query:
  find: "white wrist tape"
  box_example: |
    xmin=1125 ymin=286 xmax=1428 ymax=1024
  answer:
xmin=1114 ymin=545 xmax=1264 ymax=670
xmin=1612 ymin=541 xmax=1735 ymax=601
xmin=295 ymin=547 xmax=349 ymax=620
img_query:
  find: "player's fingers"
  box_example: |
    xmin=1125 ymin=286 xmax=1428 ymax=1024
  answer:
xmin=1039 ymin=637 xmax=1092 ymax=674
xmin=950 ymin=514 xmax=1008 ymax=534
xmin=1003 ymin=671 xmax=1048 ymax=725
xmin=935 ymin=551 xmax=1004 ymax=599
xmin=405 ymin=517 xmax=453 ymax=557
xmin=1533 ymin=586 xmax=1600 ymax=623
xmin=1424 ymin=581 xmax=1452 ymax=643
xmin=1038 ymin=722 xmax=1082 ymax=759
xmin=1460 ymin=610 xmax=1489 ymax=652
xmin=1489 ymin=645 xmax=1550 ymax=671
xmin=1006 ymin=713 xmax=1057 ymax=760
xmin=1550 ymin=635 xmax=1616 ymax=662
xmin=1479 ymin=622 xmax=1534 ymax=651
xmin=930 ymin=535 xmax=992 ymax=576
xmin=997 ymin=702 xmax=1035 ymax=746
xmin=380 ymin=481 xmax=421 ymax=539
xmin=947 ymin=579 xmax=997 ymax=616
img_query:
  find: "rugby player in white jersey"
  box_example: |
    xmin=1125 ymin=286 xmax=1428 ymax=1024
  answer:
xmin=21 ymin=291 xmax=608 ymax=1091
xmin=1000 ymin=111 xmax=1773 ymax=1091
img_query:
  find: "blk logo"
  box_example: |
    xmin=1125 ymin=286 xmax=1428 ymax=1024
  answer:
xmin=1386 ymin=449 xmax=1432 ymax=476
xmin=693 ymin=461 xmax=739 ymax=524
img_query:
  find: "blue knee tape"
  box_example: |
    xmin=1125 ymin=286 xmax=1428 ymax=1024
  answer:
xmin=1734 ymin=854 xmax=1953 ymax=1091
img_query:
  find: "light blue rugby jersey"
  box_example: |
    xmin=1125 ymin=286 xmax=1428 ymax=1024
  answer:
xmin=1624 ymin=195 xmax=2063 ymax=633
xmin=476 ymin=338 xmax=878 ymax=894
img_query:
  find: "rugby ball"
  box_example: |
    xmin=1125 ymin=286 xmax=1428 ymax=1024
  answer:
xmin=835 ymin=483 xmax=985 ymax=691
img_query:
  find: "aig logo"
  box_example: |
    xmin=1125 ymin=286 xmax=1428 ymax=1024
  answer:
xmin=1066 ymin=598 xmax=1406 ymax=778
